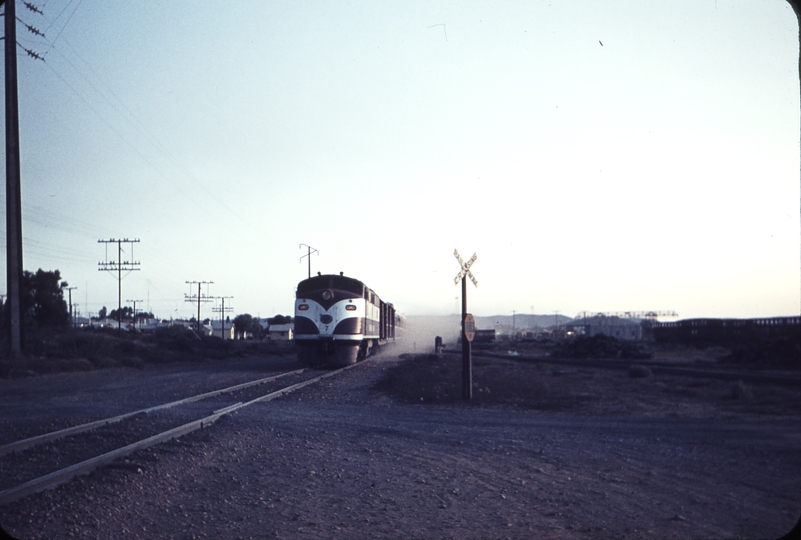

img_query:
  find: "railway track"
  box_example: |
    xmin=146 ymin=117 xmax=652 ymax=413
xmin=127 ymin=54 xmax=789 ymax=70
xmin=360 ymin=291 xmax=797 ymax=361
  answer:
xmin=0 ymin=361 xmax=365 ymax=506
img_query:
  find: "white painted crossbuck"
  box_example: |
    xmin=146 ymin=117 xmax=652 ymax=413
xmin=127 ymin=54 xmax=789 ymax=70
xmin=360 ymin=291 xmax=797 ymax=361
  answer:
xmin=453 ymin=249 xmax=478 ymax=287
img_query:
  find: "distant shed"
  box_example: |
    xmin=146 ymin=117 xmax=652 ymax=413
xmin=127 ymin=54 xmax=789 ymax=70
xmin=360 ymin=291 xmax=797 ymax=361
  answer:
xmin=569 ymin=316 xmax=642 ymax=341
xmin=266 ymin=323 xmax=293 ymax=341
xmin=474 ymin=329 xmax=496 ymax=342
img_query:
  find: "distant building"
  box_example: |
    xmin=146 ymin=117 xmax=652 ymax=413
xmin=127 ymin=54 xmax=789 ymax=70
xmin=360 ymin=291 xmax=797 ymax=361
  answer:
xmin=569 ymin=315 xmax=642 ymax=341
xmin=210 ymin=320 xmax=236 ymax=340
xmin=266 ymin=323 xmax=293 ymax=341
xmin=136 ymin=319 xmax=168 ymax=332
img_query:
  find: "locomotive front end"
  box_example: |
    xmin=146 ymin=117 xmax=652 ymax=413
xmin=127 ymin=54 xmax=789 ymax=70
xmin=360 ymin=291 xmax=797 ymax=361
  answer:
xmin=294 ymin=274 xmax=370 ymax=366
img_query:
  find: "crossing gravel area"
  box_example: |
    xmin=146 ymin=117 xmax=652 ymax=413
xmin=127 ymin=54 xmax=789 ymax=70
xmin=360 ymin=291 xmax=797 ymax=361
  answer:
xmin=0 ymin=351 xmax=799 ymax=539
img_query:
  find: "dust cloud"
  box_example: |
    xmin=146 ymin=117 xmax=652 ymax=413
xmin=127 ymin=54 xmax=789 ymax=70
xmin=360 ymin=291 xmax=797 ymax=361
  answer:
xmin=395 ymin=315 xmax=461 ymax=355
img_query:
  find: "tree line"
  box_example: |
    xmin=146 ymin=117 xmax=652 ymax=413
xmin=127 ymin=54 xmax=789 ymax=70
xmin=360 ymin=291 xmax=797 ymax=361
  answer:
xmin=2 ymin=268 xmax=293 ymax=342
xmin=1 ymin=269 xmax=70 ymax=334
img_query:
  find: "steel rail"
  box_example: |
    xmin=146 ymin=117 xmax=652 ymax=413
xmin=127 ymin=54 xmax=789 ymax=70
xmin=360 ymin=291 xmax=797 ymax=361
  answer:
xmin=0 ymin=360 xmax=368 ymax=506
xmin=0 ymin=369 xmax=306 ymax=457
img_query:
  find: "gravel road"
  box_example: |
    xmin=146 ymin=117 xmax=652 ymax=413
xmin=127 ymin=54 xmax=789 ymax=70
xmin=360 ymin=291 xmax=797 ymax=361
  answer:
xmin=1 ymin=351 xmax=799 ymax=539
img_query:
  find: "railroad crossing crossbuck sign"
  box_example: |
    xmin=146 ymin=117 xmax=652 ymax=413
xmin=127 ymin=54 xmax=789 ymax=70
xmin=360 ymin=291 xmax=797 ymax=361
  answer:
xmin=454 ymin=248 xmax=478 ymax=400
xmin=454 ymin=250 xmax=478 ymax=287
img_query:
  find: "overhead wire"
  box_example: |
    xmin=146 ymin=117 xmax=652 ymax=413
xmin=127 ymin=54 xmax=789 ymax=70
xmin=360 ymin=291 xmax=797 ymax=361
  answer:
xmin=23 ymin=0 xmax=293 ymax=251
xmin=38 ymin=0 xmax=80 ymax=55
xmin=4 ymin=1 xmax=297 ymax=316
xmin=23 ymin=203 xmax=101 ymax=239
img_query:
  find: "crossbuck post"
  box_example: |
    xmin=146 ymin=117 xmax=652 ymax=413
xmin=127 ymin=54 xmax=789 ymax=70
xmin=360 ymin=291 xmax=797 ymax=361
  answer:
xmin=454 ymin=249 xmax=478 ymax=400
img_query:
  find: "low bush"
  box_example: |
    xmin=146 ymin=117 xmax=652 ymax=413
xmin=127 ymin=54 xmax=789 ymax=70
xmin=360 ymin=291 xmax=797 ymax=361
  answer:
xmin=0 ymin=325 xmax=293 ymax=378
xmin=551 ymin=334 xmax=651 ymax=360
xmin=628 ymin=364 xmax=652 ymax=378
xmin=730 ymin=380 xmax=753 ymax=401
xmin=50 ymin=332 xmax=113 ymax=363
xmin=720 ymin=338 xmax=801 ymax=370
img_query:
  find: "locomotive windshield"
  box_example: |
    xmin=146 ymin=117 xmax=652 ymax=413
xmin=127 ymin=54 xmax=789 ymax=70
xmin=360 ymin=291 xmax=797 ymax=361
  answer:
xmin=297 ymin=275 xmax=364 ymax=296
xmin=332 ymin=276 xmax=363 ymax=294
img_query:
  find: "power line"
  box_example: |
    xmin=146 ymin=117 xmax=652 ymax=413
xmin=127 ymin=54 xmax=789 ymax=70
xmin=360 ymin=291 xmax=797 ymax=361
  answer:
xmin=184 ymin=281 xmax=213 ymax=332
xmin=15 ymin=2 xmax=293 ymax=260
xmin=23 ymin=6 xmax=292 ymax=252
xmin=97 ymin=238 xmax=140 ymax=335
xmin=126 ymin=299 xmax=143 ymax=331
xmin=212 ymin=296 xmax=233 ymax=340
xmin=23 ymin=2 xmax=43 ymax=16
xmin=63 ymin=285 xmax=76 ymax=325
xmin=29 ymin=26 xmax=290 ymax=251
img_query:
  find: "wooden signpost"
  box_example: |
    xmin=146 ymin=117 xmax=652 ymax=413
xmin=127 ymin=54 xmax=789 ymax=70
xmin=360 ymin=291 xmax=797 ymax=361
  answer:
xmin=454 ymin=249 xmax=478 ymax=400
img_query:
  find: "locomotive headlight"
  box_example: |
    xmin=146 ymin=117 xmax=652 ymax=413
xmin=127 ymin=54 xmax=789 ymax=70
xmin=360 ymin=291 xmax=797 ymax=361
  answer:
xmin=298 ymin=304 xmax=309 ymax=311
xmin=345 ymin=304 xmax=357 ymax=311
xmin=322 ymin=290 xmax=333 ymax=300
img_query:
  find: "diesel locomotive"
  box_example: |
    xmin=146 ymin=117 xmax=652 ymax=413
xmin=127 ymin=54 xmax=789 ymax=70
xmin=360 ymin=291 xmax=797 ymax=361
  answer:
xmin=293 ymin=273 xmax=401 ymax=366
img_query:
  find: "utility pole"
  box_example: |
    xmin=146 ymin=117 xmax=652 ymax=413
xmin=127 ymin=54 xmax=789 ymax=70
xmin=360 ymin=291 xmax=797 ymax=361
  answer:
xmin=512 ymin=310 xmax=516 ymax=341
xmin=185 ymin=281 xmax=213 ymax=333
xmin=98 ymin=239 xmax=140 ymax=336
xmin=64 ymin=286 xmax=77 ymax=326
xmin=5 ymin=0 xmax=24 ymax=356
xmin=126 ymin=299 xmax=143 ymax=331
xmin=299 ymin=244 xmax=318 ymax=279
xmin=213 ymin=296 xmax=233 ymax=340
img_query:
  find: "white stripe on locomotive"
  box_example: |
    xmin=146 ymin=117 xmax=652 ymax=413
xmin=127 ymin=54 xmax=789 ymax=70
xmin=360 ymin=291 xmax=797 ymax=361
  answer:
xmin=293 ymin=297 xmax=380 ymax=340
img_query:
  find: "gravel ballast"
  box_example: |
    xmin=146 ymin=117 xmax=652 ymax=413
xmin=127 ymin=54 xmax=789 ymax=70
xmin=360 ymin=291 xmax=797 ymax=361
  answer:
xmin=1 ymin=350 xmax=799 ymax=539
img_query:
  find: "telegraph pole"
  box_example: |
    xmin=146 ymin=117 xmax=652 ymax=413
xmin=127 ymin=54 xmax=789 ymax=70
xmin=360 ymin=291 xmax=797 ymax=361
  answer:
xmin=5 ymin=0 xmax=24 ymax=356
xmin=98 ymin=239 xmax=140 ymax=336
xmin=185 ymin=281 xmax=213 ymax=333
xmin=213 ymin=296 xmax=233 ymax=340
xmin=512 ymin=310 xmax=516 ymax=341
xmin=127 ymin=299 xmax=143 ymax=331
xmin=64 ymin=286 xmax=77 ymax=326
xmin=299 ymin=244 xmax=318 ymax=279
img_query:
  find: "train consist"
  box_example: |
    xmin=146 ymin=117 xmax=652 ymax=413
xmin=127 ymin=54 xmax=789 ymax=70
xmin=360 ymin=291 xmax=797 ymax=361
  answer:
xmin=652 ymin=316 xmax=801 ymax=347
xmin=293 ymin=273 xmax=401 ymax=366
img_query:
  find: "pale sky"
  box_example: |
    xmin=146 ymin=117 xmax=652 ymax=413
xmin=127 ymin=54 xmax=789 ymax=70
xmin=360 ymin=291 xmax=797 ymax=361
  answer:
xmin=1 ymin=0 xmax=799 ymax=322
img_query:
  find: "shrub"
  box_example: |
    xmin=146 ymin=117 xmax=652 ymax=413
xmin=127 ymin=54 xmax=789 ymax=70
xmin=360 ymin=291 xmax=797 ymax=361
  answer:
xmin=628 ymin=364 xmax=652 ymax=378
xmin=53 ymin=333 xmax=112 ymax=363
xmin=150 ymin=326 xmax=197 ymax=353
xmin=721 ymin=338 xmax=801 ymax=370
xmin=551 ymin=334 xmax=651 ymax=360
xmin=730 ymin=380 xmax=753 ymax=401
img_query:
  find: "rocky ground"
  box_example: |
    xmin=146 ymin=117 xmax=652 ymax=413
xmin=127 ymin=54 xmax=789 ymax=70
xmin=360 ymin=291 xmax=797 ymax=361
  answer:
xmin=0 ymin=343 xmax=799 ymax=539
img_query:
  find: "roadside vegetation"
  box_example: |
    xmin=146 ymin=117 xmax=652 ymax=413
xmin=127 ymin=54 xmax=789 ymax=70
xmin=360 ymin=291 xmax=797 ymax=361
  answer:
xmin=0 ymin=268 xmax=294 ymax=378
xmin=0 ymin=326 xmax=295 ymax=378
xmin=373 ymin=349 xmax=800 ymax=417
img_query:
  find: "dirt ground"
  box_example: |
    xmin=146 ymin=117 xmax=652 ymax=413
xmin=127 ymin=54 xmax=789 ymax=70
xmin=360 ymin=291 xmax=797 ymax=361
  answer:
xmin=0 ymin=344 xmax=799 ymax=539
